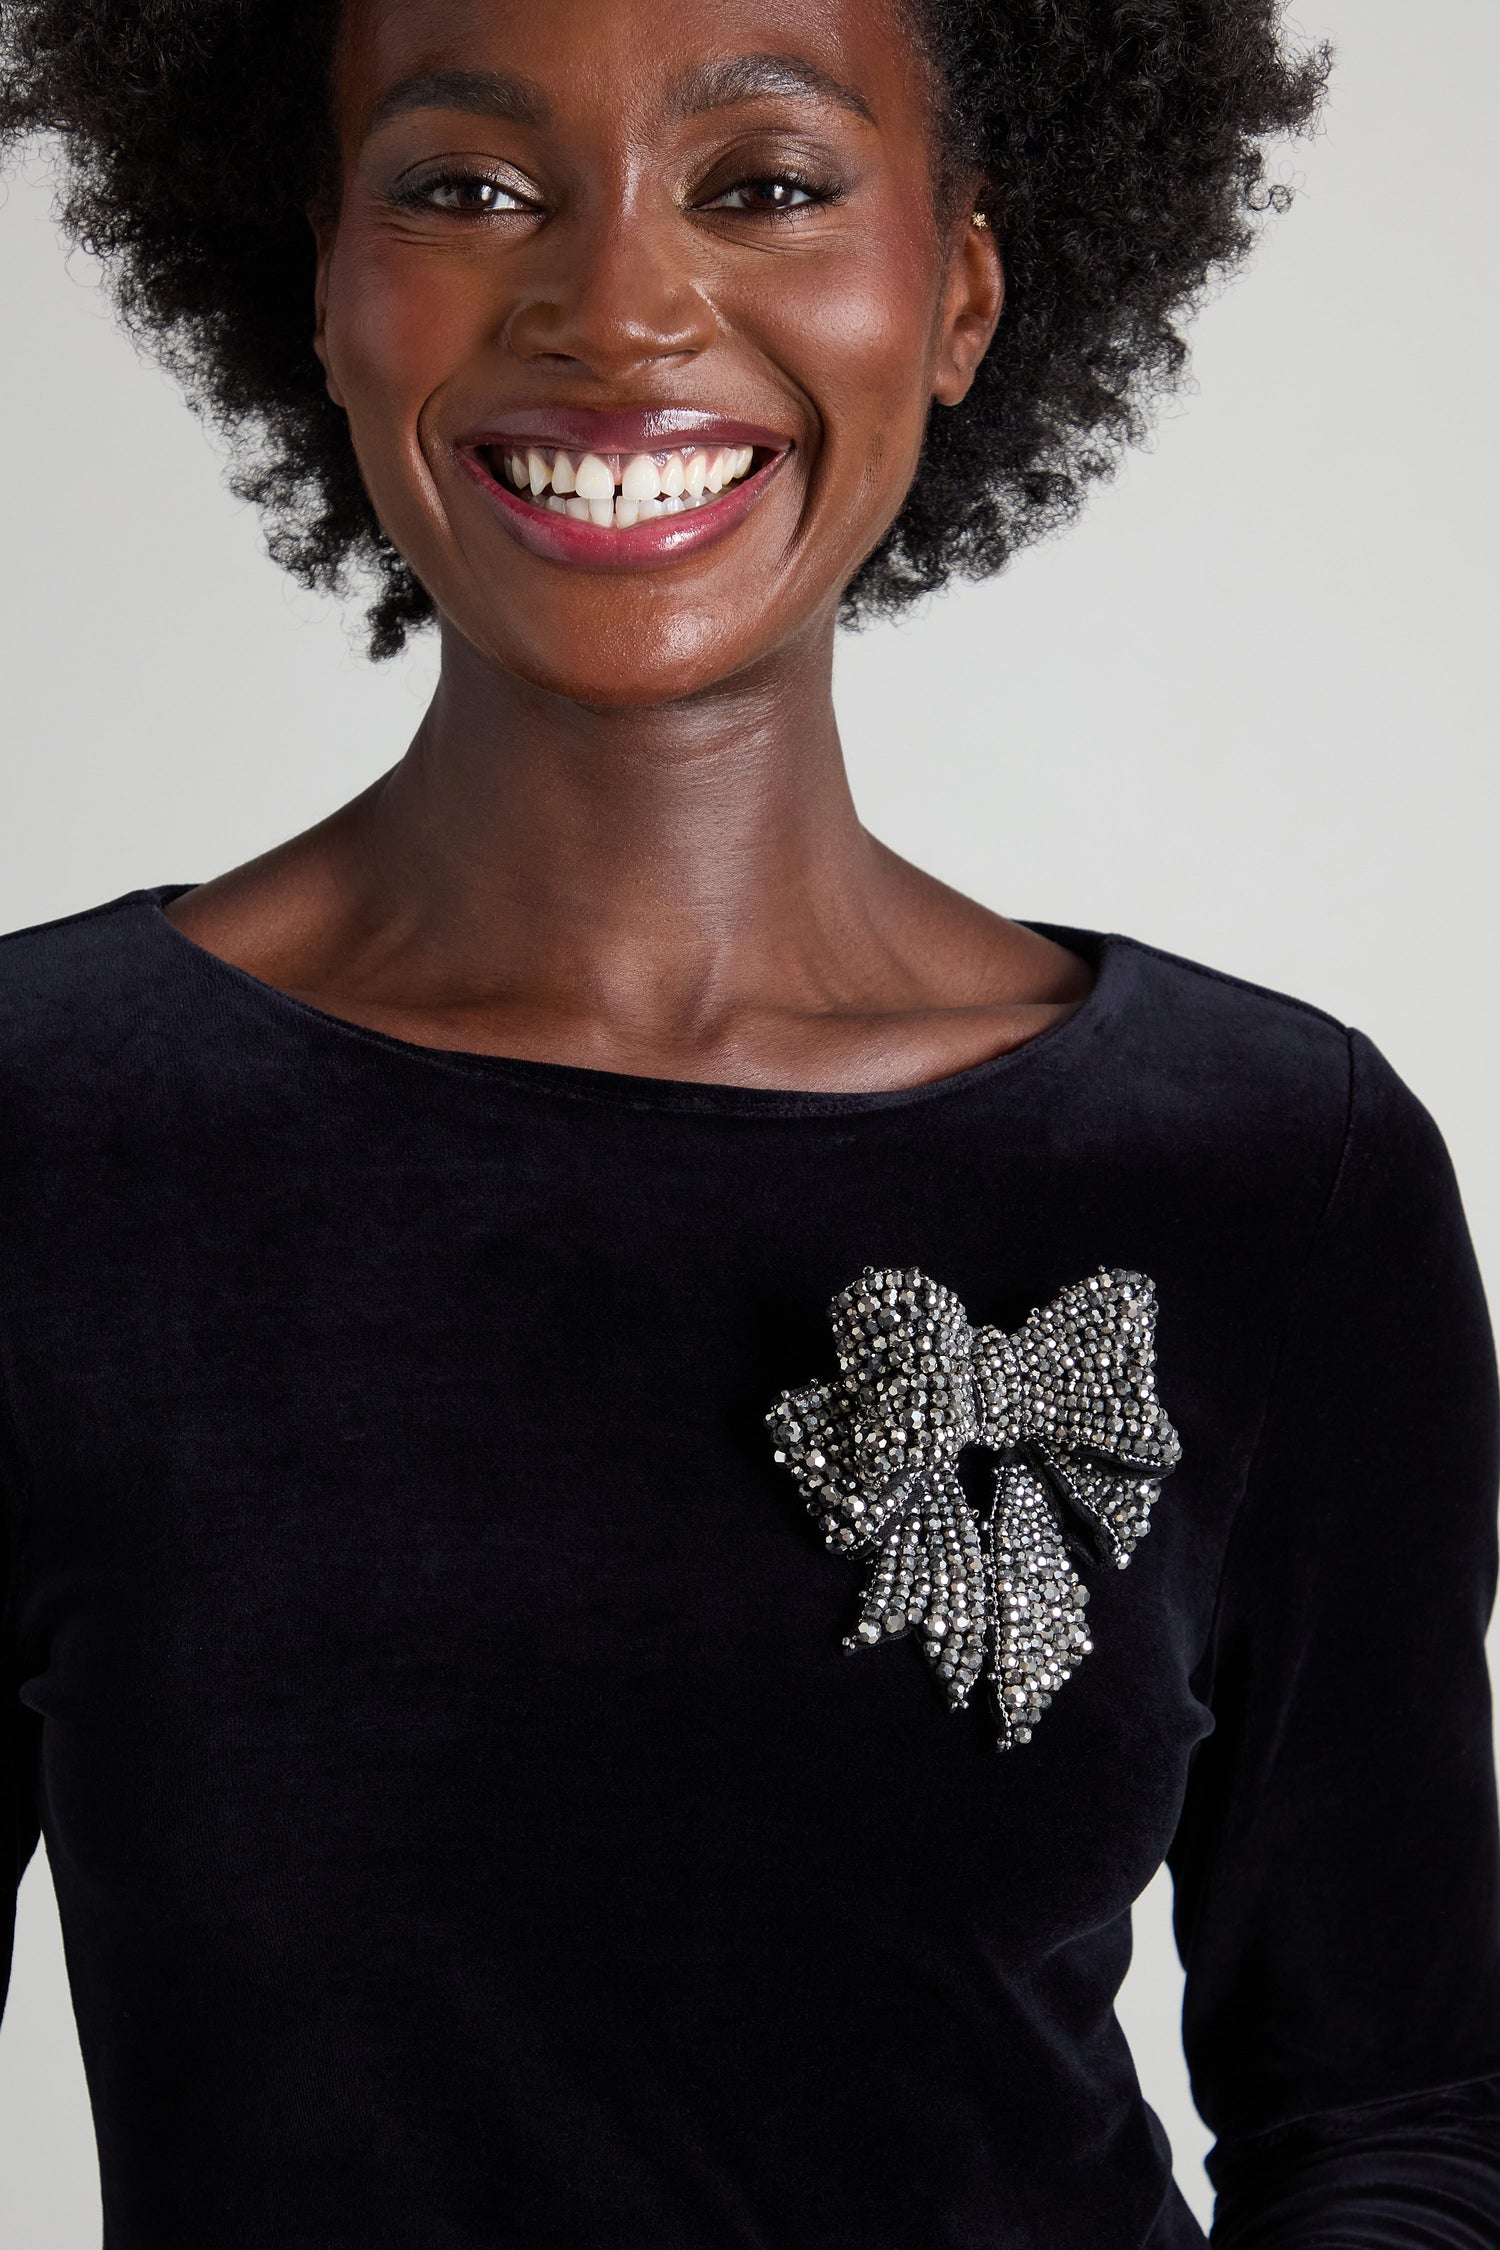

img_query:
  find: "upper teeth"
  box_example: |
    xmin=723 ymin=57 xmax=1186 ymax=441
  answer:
xmin=495 ymin=444 xmax=758 ymax=526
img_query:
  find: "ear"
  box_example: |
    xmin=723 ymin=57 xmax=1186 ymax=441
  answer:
xmin=931 ymin=203 xmax=1004 ymax=410
xmin=308 ymin=203 xmax=347 ymax=411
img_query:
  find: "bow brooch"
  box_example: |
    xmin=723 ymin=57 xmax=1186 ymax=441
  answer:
xmin=766 ymin=1266 xmax=1181 ymax=1750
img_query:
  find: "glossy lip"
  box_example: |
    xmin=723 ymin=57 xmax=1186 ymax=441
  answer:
xmin=462 ymin=405 xmax=793 ymax=456
xmin=452 ymin=406 xmax=795 ymax=573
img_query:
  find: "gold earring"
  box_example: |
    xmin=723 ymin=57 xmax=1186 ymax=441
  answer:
xmin=971 ymin=211 xmax=990 ymax=229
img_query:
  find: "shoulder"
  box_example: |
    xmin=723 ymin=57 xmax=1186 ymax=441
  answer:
xmin=1104 ymin=926 xmax=1349 ymax=1068
xmin=0 ymin=884 xmax=164 ymax=994
xmin=1091 ymin=927 xmax=1448 ymax=1201
xmin=0 ymin=887 xmax=179 ymax=1092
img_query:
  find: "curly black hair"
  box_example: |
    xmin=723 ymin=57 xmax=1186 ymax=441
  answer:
xmin=0 ymin=1 xmax=1327 ymax=658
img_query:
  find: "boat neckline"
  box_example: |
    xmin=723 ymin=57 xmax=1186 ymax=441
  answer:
xmin=136 ymin=881 xmax=1125 ymax=1118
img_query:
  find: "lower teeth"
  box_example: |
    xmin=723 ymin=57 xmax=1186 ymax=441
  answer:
xmin=539 ymin=491 xmax=715 ymax=526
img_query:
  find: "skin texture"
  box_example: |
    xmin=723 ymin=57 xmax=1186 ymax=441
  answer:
xmin=166 ymin=0 xmax=1095 ymax=1091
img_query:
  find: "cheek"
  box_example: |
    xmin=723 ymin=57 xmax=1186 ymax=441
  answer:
xmin=323 ymin=225 xmax=486 ymax=473
xmin=811 ymin=258 xmax=935 ymax=410
xmin=749 ymin=220 xmax=942 ymax=535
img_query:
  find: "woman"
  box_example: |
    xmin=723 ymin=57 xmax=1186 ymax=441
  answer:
xmin=2 ymin=0 xmax=1497 ymax=2244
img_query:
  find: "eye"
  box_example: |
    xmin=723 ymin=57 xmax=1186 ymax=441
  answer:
xmin=392 ymin=167 xmax=538 ymax=218
xmin=701 ymin=173 xmax=834 ymax=217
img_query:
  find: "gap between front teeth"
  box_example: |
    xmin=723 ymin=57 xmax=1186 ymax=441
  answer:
xmin=496 ymin=443 xmax=758 ymax=528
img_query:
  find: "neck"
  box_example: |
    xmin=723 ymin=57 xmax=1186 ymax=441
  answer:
xmin=165 ymin=610 xmax=1090 ymax=1090
xmin=337 ymin=614 xmax=899 ymax=1031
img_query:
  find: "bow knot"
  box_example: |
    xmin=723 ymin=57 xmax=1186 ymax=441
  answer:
xmin=768 ymin=1264 xmax=1181 ymax=1750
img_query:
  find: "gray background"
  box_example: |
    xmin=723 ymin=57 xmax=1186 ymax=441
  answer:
xmin=1 ymin=0 xmax=1496 ymax=2233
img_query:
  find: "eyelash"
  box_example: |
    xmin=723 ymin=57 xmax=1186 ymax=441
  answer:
xmin=389 ymin=166 xmax=842 ymax=221
xmin=390 ymin=169 xmax=532 ymax=217
xmin=701 ymin=170 xmax=841 ymax=216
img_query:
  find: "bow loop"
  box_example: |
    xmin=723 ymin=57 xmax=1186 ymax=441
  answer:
xmin=767 ymin=1263 xmax=1182 ymax=1750
xmin=829 ymin=1266 xmax=981 ymax=1482
xmin=765 ymin=1381 xmax=908 ymax=1556
xmin=971 ymin=1269 xmax=1180 ymax=1472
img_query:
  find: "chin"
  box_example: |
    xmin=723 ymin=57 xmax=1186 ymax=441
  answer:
xmin=449 ymin=591 xmax=798 ymax=711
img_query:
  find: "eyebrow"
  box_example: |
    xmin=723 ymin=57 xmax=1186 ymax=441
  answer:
xmin=665 ymin=53 xmax=877 ymax=127
xmin=369 ymin=68 xmax=550 ymax=135
xmin=365 ymin=52 xmax=876 ymax=141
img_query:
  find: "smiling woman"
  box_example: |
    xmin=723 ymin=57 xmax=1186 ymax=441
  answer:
xmin=309 ymin=0 xmax=1014 ymax=709
xmin=0 ymin=0 xmax=1323 ymax=660
xmin=3 ymin=3 xmax=1500 ymax=2249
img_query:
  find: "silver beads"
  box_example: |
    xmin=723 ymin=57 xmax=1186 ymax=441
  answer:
xmin=766 ymin=1265 xmax=1181 ymax=1752
xmin=989 ymin=1466 xmax=1095 ymax=1750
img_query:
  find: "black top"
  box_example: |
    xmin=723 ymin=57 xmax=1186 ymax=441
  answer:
xmin=3 ymin=884 xmax=1500 ymax=2250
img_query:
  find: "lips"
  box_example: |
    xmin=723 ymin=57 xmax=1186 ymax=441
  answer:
xmin=453 ymin=408 xmax=793 ymax=572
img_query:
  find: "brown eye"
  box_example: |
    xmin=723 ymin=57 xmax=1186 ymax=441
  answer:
xmin=394 ymin=170 xmax=535 ymax=217
xmin=703 ymin=175 xmax=826 ymax=216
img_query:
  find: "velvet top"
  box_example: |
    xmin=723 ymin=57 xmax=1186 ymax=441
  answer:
xmin=3 ymin=884 xmax=1499 ymax=2249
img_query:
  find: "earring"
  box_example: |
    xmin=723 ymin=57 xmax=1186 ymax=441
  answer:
xmin=971 ymin=211 xmax=990 ymax=229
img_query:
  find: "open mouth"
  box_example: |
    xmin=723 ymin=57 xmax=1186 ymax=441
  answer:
xmin=455 ymin=412 xmax=792 ymax=570
xmin=479 ymin=441 xmax=766 ymax=531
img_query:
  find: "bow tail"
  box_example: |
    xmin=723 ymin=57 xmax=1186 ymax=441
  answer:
xmin=845 ymin=1514 xmax=924 ymax=1653
xmin=986 ymin=1461 xmax=1097 ymax=1752
xmin=846 ymin=1467 xmax=989 ymax=1711
xmin=1030 ymin=1441 xmax=1168 ymax=1572
xmin=918 ymin=1468 xmax=989 ymax=1709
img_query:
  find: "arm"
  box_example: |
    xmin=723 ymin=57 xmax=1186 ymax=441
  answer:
xmin=1168 ymin=1029 xmax=1500 ymax=2245
xmin=2 ymin=1483 xmax=42 ymax=2038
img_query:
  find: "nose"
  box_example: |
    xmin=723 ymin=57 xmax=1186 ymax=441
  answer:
xmin=503 ymin=204 xmax=718 ymax=378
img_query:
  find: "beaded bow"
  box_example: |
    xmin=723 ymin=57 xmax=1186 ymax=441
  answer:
xmin=766 ymin=1266 xmax=1181 ymax=1749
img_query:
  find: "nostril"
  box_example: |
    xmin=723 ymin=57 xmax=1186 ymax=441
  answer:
xmin=502 ymin=282 xmax=718 ymax=376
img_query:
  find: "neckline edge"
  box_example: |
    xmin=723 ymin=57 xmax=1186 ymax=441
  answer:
xmin=135 ymin=882 xmax=1122 ymax=1118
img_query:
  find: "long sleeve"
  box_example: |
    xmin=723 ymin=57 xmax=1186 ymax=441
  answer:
xmin=1 ymin=1467 xmax=41 ymax=2041
xmin=1168 ymin=1028 xmax=1500 ymax=2244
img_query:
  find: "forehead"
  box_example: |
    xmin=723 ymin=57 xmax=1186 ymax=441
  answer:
xmin=335 ymin=0 xmax=926 ymax=139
